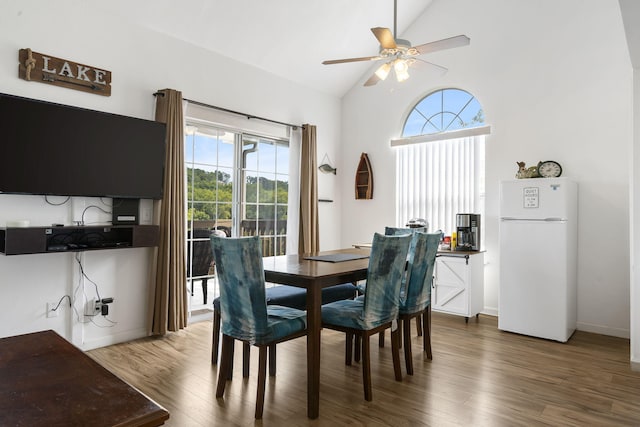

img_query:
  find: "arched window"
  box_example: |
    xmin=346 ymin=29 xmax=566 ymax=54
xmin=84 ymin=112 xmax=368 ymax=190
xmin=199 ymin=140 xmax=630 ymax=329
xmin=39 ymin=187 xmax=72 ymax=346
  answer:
xmin=402 ymin=88 xmax=484 ymax=137
xmin=393 ymin=88 xmax=489 ymax=239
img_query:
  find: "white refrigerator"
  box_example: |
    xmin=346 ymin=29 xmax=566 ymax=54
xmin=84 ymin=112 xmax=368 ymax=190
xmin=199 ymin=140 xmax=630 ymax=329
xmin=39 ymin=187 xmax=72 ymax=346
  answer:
xmin=498 ymin=178 xmax=578 ymax=342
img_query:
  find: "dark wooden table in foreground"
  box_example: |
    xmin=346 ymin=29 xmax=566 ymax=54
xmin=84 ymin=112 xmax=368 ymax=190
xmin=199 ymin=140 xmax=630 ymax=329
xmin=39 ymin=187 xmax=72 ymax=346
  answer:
xmin=263 ymin=248 xmax=370 ymax=419
xmin=0 ymin=330 xmax=169 ymax=427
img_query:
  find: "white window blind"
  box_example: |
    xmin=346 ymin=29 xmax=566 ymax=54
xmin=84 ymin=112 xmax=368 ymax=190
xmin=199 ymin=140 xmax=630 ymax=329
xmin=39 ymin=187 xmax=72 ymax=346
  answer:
xmin=395 ymin=135 xmax=485 ymax=235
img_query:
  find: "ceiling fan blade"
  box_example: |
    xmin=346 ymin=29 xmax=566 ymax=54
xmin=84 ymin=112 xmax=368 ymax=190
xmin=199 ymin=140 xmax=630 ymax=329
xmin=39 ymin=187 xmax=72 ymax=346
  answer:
xmin=322 ymin=55 xmax=382 ymax=65
xmin=413 ymin=58 xmax=448 ymax=74
xmin=363 ymin=73 xmax=381 ymax=87
xmin=413 ymin=35 xmax=470 ymax=55
xmin=371 ymin=27 xmax=397 ymax=50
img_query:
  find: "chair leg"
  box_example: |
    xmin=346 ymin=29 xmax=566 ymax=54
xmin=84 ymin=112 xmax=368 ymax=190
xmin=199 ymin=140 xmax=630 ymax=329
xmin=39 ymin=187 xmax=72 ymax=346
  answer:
xmin=256 ymin=346 xmax=267 ymax=419
xmin=424 ymin=307 xmax=432 ymax=360
xmin=403 ymin=317 xmax=414 ymax=375
xmin=243 ymin=343 xmax=251 ymax=378
xmin=212 ymin=306 xmax=235 ymax=378
xmin=355 ymin=335 xmax=361 ymax=362
xmin=202 ymin=278 xmax=208 ymax=304
xmin=378 ymin=330 xmax=385 ymax=348
xmin=212 ymin=308 xmax=221 ymax=364
xmin=346 ymin=332 xmax=353 ymax=366
xmin=391 ymin=327 xmax=403 ymax=381
xmin=416 ymin=315 xmax=423 ymax=337
xmin=361 ymin=333 xmax=372 ymax=401
xmin=268 ymin=344 xmax=276 ymax=376
xmin=227 ymin=340 xmax=235 ymax=380
xmin=216 ymin=334 xmax=233 ymax=398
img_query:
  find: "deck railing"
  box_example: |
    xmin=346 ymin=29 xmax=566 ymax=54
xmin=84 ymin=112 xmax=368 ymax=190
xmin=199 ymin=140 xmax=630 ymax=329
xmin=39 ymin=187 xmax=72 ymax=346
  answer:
xmin=240 ymin=220 xmax=287 ymax=257
xmin=188 ymin=219 xmax=287 ymax=258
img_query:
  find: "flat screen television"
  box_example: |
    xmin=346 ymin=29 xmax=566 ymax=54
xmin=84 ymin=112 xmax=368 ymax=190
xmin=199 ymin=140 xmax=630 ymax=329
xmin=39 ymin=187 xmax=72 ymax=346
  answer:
xmin=0 ymin=93 xmax=166 ymax=199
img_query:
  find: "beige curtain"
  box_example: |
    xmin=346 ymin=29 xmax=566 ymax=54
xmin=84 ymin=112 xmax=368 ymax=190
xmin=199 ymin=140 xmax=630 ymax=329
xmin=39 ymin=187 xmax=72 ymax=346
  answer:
xmin=298 ymin=124 xmax=320 ymax=254
xmin=149 ymin=88 xmax=187 ymax=334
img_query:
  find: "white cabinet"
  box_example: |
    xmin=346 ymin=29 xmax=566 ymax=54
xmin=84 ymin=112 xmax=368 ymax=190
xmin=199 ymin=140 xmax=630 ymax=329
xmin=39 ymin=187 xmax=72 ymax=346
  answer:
xmin=432 ymin=252 xmax=484 ymax=321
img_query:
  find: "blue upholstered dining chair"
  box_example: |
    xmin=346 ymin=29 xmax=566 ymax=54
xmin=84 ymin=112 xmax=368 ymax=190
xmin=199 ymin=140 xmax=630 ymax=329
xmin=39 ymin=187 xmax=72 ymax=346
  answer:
xmin=321 ymin=232 xmax=412 ymax=401
xmin=210 ymin=235 xmax=307 ymax=419
xmin=356 ymin=226 xmax=427 ymax=350
xmin=211 ymin=283 xmax=356 ymax=376
xmin=356 ymin=226 xmax=426 ymax=294
xmin=398 ymin=231 xmax=441 ymax=374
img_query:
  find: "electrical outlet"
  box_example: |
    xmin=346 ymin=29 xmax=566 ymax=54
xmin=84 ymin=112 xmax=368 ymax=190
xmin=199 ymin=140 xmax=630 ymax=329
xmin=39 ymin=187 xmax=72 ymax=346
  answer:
xmin=85 ymin=298 xmax=100 ymax=316
xmin=85 ymin=297 xmax=114 ymax=317
xmin=46 ymin=302 xmax=59 ymax=318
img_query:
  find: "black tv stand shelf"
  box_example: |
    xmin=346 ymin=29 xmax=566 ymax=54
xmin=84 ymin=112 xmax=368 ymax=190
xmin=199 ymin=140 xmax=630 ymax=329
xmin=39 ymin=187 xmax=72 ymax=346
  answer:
xmin=0 ymin=225 xmax=159 ymax=255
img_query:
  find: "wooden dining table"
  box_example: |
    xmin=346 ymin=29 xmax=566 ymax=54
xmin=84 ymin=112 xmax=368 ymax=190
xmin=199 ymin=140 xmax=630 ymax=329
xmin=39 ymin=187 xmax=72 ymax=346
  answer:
xmin=262 ymin=248 xmax=370 ymax=419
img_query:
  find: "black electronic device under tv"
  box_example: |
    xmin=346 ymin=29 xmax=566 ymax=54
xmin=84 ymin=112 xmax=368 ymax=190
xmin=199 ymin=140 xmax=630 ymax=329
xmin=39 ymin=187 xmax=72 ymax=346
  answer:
xmin=0 ymin=93 xmax=166 ymax=199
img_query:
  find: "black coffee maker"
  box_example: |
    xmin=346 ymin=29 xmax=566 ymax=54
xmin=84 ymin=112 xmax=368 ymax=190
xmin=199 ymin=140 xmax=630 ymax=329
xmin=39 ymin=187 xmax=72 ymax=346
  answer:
xmin=456 ymin=214 xmax=480 ymax=251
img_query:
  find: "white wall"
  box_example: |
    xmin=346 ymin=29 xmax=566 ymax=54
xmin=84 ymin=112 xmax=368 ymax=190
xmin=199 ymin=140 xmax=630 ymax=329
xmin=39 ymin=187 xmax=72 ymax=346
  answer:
xmin=632 ymin=69 xmax=640 ymax=367
xmin=340 ymin=0 xmax=633 ymax=337
xmin=0 ymin=0 xmax=341 ymax=349
xmin=619 ymin=0 xmax=640 ymax=368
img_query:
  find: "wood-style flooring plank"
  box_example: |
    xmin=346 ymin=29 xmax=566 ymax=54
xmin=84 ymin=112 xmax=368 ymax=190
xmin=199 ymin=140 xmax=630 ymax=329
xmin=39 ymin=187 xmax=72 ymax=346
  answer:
xmin=88 ymin=313 xmax=640 ymax=426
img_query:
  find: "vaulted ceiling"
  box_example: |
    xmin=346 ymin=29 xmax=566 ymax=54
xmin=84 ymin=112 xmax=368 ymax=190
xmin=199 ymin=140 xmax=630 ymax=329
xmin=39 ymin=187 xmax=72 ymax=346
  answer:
xmin=103 ymin=1 xmax=640 ymax=97
xmin=103 ymin=0 xmax=434 ymax=97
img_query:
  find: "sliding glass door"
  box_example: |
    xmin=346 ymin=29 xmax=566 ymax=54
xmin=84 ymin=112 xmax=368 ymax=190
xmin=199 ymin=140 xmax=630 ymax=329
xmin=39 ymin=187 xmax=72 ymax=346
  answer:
xmin=184 ymin=121 xmax=290 ymax=315
xmin=240 ymin=135 xmax=289 ymax=257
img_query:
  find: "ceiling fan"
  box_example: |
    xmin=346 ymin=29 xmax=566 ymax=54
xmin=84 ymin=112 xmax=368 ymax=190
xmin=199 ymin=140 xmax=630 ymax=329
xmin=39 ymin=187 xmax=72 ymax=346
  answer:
xmin=322 ymin=0 xmax=470 ymax=86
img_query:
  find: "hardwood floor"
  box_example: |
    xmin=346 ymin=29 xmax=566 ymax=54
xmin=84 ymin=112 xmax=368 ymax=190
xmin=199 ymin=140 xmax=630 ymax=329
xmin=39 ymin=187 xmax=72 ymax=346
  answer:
xmin=88 ymin=313 xmax=640 ymax=426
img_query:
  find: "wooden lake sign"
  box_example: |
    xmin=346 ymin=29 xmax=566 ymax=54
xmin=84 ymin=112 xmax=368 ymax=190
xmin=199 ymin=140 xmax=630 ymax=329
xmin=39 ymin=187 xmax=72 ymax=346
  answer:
xmin=18 ymin=48 xmax=112 ymax=96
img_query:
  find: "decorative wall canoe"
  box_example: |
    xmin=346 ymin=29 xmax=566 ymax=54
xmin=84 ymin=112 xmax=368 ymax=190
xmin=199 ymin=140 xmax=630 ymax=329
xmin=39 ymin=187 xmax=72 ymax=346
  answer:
xmin=355 ymin=152 xmax=373 ymax=199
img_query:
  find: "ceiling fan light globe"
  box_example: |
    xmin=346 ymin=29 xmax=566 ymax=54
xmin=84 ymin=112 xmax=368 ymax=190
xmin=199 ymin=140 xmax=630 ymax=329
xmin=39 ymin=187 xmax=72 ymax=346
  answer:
xmin=395 ymin=70 xmax=410 ymax=82
xmin=394 ymin=58 xmax=408 ymax=72
xmin=375 ymin=62 xmax=392 ymax=80
xmin=394 ymin=59 xmax=410 ymax=82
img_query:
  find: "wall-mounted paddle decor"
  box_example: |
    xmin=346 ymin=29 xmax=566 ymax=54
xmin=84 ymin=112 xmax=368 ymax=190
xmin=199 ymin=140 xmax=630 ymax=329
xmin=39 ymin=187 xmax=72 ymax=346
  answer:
xmin=18 ymin=48 xmax=112 ymax=96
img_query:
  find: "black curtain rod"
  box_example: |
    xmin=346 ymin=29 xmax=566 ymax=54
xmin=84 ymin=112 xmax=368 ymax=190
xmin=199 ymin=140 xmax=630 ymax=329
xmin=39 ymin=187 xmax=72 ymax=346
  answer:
xmin=153 ymin=92 xmax=301 ymax=130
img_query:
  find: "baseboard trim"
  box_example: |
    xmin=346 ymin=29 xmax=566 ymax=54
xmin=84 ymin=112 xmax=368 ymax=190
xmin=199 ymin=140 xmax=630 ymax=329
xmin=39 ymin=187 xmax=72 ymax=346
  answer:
xmin=485 ymin=316 xmax=630 ymax=339
xmin=81 ymin=327 xmax=148 ymax=351
xmin=482 ymin=307 xmax=498 ymax=317
xmin=576 ymin=321 xmax=630 ymax=339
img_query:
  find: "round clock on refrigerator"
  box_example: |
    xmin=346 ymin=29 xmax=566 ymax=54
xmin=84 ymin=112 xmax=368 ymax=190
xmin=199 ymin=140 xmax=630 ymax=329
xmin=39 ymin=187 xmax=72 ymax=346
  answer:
xmin=537 ymin=160 xmax=562 ymax=178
